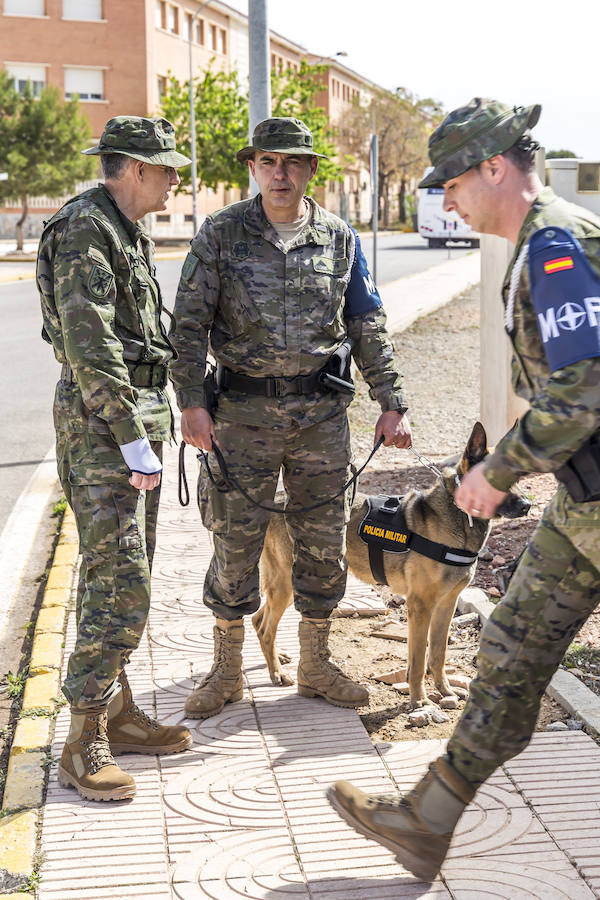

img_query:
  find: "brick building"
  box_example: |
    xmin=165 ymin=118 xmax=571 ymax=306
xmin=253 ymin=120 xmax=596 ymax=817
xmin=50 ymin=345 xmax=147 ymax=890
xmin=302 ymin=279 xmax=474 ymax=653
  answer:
xmin=0 ymin=0 xmax=380 ymax=237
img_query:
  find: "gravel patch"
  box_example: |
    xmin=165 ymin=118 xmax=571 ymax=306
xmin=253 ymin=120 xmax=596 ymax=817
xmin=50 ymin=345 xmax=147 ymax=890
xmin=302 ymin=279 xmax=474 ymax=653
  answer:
xmin=343 ymin=281 xmax=600 ymax=740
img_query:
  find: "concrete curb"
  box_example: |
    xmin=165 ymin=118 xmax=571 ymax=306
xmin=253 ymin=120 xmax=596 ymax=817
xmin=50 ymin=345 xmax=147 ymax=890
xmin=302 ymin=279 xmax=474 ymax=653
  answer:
xmin=0 ymin=507 xmax=77 ymax=895
xmin=0 ymin=447 xmax=60 ymax=646
xmin=458 ymin=586 xmax=600 ymax=737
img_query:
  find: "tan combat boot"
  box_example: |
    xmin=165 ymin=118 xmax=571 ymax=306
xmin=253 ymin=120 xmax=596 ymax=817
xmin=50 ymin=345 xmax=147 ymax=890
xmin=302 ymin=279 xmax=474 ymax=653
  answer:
xmin=297 ymin=615 xmax=369 ymax=707
xmin=58 ymin=709 xmax=136 ymax=802
xmin=107 ymin=671 xmax=192 ymax=754
xmin=327 ymin=757 xmax=476 ymax=882
xmin=184 ymin=617 xmax=244 ymax=719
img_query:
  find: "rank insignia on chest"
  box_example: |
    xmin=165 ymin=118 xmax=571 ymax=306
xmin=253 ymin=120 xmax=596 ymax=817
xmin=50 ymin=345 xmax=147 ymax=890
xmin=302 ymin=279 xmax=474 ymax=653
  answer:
xmin=88 ymin=264 xmax=114 ymax=299
xmin=233 ymin=241 xmax=250 ymax=259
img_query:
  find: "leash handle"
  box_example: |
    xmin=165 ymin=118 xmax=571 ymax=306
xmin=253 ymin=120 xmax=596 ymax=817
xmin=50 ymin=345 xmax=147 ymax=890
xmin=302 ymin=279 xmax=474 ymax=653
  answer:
xmin=178 ymin=441 xmax=190 ymax=506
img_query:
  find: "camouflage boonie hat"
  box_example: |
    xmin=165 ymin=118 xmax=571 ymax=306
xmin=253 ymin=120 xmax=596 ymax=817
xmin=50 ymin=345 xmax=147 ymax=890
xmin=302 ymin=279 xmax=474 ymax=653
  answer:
xmin=419 ymin=98 xmax=541 ymax=188
xmin=82 ymin=116 xmax=191 ymax=168
xmin=236 ymin=116 xmax=328 ymax=163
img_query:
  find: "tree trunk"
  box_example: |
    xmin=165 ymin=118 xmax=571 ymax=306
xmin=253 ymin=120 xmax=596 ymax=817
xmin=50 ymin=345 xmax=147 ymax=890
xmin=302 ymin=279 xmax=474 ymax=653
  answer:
xmin=16 ymin=196 xmax=28 ymax=252
xmin=399 ymin=178 xmax=407 ymax=224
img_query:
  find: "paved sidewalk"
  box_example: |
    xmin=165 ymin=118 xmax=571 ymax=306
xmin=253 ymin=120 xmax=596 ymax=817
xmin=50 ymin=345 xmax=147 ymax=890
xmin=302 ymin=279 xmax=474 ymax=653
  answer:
xmin=31 ymin=439 xmax=600 ymax=899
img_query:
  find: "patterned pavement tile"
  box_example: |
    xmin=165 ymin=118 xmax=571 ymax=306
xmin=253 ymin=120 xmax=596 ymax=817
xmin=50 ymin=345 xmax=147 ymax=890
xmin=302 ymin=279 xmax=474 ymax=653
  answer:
xmin=35 ymin=440 xmax=600 ymax=899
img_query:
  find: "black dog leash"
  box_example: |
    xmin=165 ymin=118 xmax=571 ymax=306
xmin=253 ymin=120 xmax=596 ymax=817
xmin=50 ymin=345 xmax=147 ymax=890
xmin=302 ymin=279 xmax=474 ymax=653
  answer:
xmin=178 ymin=436 xmax=384 ymax=514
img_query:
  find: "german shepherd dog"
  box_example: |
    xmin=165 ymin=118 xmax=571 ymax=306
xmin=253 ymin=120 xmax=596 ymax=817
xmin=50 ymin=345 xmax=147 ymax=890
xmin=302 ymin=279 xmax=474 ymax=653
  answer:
xmin=253 ymin=422 xmax=530 ymax=708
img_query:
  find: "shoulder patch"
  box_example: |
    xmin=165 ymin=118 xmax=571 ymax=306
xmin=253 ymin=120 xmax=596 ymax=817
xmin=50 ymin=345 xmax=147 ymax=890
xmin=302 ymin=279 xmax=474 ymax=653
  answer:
xmin=181 ymin=253 xmax=199 ymax=281
xmin=88 ymin=264 xmax=114 ymax=299
xmin=528 ymin=226 xmax=600 ymax=372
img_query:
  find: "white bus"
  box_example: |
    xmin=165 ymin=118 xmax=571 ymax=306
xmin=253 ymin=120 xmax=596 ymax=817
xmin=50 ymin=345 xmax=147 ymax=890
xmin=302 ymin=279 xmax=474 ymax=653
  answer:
xmin=417 ymin=169 xmax=479 ymax=248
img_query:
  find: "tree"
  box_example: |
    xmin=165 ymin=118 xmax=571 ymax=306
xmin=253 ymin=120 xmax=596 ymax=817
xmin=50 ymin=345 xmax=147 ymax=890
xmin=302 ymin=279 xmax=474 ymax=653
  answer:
xmin=159 ymin=60 xmax=343 ymax=199
xmin=546 ymin=149 xmax=579 ymax=159
xmin=0 ymin=76 xmax=94 ymax=251
xmin=339 ymin=88 xmax=442 ymax=227
xmin=160 ymin=65 xmax=249 ymax=195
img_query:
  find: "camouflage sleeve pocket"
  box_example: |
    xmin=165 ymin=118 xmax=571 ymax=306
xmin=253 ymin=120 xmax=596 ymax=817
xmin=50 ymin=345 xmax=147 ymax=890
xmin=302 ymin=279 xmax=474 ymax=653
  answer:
xmin=196 ymin=459 xmax=229 ymax=533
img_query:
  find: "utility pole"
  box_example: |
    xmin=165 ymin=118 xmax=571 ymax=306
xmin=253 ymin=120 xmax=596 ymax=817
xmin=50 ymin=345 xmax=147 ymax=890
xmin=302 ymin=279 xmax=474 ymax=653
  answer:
xmin=370 ymin=105 xmax=378 ymax=285
xmin=188 ymin=0 xmax=211 ymax=234
xmin=248 ymin=0 xmax=271 ymax=196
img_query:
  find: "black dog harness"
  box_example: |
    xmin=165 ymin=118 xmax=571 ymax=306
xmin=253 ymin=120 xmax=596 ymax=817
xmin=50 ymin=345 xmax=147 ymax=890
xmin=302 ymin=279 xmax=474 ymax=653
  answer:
xmin=358 ymin=495 xmax=479 ymax=586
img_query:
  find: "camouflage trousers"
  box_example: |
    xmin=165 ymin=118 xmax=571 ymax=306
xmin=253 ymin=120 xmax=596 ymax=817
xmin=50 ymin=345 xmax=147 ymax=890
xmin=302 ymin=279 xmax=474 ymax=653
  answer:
xmin=446 ymin=484 xmax=600 ymax=788
xmin=198 ymin=411 xmax=353 ymax=620
xmin=56 ymin=429 xmax=162 ymax=710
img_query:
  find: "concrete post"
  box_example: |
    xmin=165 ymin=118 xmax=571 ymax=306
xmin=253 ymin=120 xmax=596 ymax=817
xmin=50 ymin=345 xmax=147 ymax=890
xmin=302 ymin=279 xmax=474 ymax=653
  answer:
xmin=479 ymin=235 xmax=528 ymax=445
xmin=248 ymin=0 xmax=271 ymax=197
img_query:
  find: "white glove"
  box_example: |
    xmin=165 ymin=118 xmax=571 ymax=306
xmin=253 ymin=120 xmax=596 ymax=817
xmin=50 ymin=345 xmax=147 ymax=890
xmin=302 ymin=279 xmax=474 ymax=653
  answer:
xmin=119 ymin=437 xmax=162 ymax=475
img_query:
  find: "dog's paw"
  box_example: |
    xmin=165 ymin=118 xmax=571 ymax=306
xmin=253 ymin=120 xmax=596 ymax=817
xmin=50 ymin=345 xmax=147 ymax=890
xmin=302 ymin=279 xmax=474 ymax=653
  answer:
xmin=278 ymin=652 xmax=292 ymax=665
xmin=271 ymin=670 xmax=294 ymax=687
xmin=409 ymin=698 xmax=429 ymax=710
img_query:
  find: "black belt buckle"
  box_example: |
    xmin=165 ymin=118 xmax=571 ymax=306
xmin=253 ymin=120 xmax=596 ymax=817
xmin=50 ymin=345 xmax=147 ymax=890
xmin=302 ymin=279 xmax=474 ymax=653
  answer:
xmin=269 ymin=377 xmax=297 ymax=398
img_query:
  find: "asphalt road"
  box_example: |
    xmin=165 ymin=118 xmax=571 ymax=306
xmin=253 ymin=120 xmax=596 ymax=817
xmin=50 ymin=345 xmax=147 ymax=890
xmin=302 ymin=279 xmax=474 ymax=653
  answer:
xmin=0 ymin=232 xmax=473 ymax=533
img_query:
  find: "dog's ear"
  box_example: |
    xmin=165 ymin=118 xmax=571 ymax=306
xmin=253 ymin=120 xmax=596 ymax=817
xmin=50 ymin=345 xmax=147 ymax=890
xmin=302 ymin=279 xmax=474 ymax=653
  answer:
xmin=458 ymin=422 xmax=488 ymax=474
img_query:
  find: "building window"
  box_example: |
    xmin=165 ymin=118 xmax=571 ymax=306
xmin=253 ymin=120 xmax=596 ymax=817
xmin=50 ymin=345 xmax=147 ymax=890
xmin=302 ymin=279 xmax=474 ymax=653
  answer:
xmin=6 ymin=63 xmax=46 ymax=96
xmin=195 ymin=18 xmax=204 ymax=43
xmin=157 ymin=75 xmax=166 ymax=102
xmin=4 ymin=0 xmax=44 ymax=14
xmin=210 ymin=23 xmax=217 ymax=51
xmin=166 ymin=4 xmax=178 ymax=34
xmin=218 ymin=27 xmax=226 ymax=55
xmin=63 ymin=0 xmax=102 ymax=20
xmin=183 ymin=11 xmax=191 ymax=40
xmin=155 ymin=0 xmax=165 ymax=29
xmin=156 ymin=214 xmax=171 ymax=222
xmin=65 ymin=67 xmax=104 ymax=101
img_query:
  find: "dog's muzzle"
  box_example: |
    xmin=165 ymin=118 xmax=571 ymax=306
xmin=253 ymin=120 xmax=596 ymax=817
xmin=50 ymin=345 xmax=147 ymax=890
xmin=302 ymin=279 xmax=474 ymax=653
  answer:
xmin=496 ymin=492 xmax=531 ymax=519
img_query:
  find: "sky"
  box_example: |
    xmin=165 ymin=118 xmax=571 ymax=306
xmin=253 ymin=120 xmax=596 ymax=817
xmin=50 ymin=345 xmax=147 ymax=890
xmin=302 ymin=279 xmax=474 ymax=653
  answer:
xmin=224 ymin=0 xmax=600 ymax=159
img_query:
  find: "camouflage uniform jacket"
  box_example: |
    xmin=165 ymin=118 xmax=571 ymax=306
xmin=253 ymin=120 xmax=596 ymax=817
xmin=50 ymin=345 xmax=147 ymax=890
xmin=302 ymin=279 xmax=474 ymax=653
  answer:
xmin=38 ymin=185 xmax=174 ymax=445
xmin=483 ymin=187 xmax=600 ymax=491
xmin=170 ymin=194 xmax=404 ymax=428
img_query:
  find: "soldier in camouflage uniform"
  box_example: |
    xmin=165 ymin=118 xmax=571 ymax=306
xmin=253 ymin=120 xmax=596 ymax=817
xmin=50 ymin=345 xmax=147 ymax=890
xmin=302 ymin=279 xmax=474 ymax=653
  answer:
xmin=38 ymin=116 xmax=193 ymax=802
xmin=170 ymin=117 xmax=411 ymax=719
xmin=329 ymin=98 xmax=600 ymax=882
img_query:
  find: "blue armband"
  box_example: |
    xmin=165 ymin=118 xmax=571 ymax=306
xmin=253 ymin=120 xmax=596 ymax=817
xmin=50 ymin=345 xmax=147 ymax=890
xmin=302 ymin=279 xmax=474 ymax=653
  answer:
xmin=344 ymin=228 xmax=382 ymax=317
xmin=529 ymin=226 xmax=600 ymax=372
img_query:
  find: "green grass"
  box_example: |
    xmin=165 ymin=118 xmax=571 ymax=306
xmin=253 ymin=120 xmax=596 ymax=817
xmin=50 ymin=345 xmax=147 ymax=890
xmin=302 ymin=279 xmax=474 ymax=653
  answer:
xmin=563 ymin=643 xmax=600 ymax=671
xmin=51 ymin=496 xmax=67 ymax=518
xmin=0 ymin=668 xmax=28 ymax=700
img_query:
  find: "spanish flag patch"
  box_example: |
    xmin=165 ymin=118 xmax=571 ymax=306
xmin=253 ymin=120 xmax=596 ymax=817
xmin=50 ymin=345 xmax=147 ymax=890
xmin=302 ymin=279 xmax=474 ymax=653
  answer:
xmin=544 ymin=256 xmax=574 ymax=274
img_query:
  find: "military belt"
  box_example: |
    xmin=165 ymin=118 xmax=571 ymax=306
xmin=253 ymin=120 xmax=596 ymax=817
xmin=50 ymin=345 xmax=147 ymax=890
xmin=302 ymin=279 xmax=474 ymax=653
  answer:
xmin=218 ymin=366 xmax=322 ymax=398
xmin=60 ymin=361 xmax=168 ymax=389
